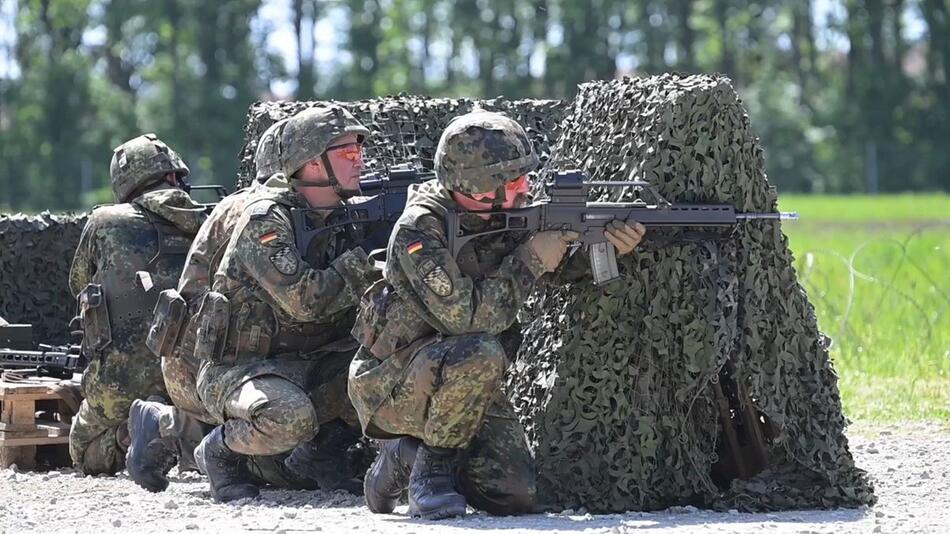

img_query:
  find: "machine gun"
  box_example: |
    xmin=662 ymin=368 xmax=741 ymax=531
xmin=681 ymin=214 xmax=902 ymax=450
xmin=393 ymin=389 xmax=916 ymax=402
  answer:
xmin=0 ymin=344 xmax=86 ymax=379
xmin=291 ymin=163 xmax=434 ymax=255
xmin=445 ymin=169 xmax=799 ymax=285
xmin=0 ymin=323 xmax=87 ymax=379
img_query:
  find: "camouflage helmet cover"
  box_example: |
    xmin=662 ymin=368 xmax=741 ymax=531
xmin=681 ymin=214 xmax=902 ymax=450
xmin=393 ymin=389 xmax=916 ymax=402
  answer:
xmin=110 ymin=133 xmax=189 ymax=202
xmin=278 ymin=105 xmax=370 ymax=178
xmin=254 ymin=118 xmax=289 ymax=183
xmin=434 ymin=111 xmax=539 ymax=194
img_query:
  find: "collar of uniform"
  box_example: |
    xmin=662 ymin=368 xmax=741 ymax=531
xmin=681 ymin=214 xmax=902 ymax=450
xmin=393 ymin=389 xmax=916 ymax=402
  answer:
xmin=262 ymin=172 xmax=310 ymax=208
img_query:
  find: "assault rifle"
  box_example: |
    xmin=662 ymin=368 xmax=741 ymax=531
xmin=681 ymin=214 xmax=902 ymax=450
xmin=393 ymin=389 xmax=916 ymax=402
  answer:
xmin=0 ymin=323 xmax=87 ymax=379
xmin=445 ymin=169 xmax=799 ymax=285
xmin=291 ymin=163 xmax=434 ymax=254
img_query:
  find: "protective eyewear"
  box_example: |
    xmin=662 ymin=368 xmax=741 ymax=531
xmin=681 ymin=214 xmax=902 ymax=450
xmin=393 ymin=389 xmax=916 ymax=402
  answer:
xmin=326 ymin=142 xmax=364 ymax=162
xmin=468 ymin=175 xmax=530 ymax=203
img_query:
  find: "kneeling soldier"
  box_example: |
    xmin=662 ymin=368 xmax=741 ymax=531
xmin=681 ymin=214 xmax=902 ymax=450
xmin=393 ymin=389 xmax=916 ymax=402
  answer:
xmin=69 ymin=134 xmax=207 ymax=475
xmin=348 ymin=111 xmax=646 ymax=519
xmin=192 ymin=106 xmax=379 ymax=502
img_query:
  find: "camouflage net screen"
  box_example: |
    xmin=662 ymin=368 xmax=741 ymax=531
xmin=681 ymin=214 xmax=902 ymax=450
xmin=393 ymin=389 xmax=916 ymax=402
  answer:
xmin=237 ymin=96 xmax=569 ymax=187
xmin=508 ymin=75 xmax=875 ymax=512
xmin=0 ymin=212 xmax=86 ymax=344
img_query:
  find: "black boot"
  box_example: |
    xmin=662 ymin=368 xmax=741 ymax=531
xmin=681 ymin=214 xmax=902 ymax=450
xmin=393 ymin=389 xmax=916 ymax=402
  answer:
xmin=284 ymin=420 xmax=363 ymax=494
xmin=364 ymin=437 xmax=420 ymax=514
xmin=408 ymin=444 xmax=466 ymax=520
xmin=194 ymin=426 xmax=259 ymax=503
xmin=126 ymin=399 xmax=178 ymax=492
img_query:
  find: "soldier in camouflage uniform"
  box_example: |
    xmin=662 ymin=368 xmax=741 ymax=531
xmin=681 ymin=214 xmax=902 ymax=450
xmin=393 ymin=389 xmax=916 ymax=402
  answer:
xmin=68 ymin=134 xmax=208 ymax=476
xmin=126 ymin=120 xmax=296 ymax=492
xmin=349 ymin=111 xmax=646 ymax=519
xmin=192 ymin=106 xmax=380 ymax=503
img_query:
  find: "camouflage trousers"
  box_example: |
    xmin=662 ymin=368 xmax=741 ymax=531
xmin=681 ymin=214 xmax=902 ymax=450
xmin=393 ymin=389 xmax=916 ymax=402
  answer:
xmin=199 ymin=351 xmax=358 ymax=457
xmin=70 ymin=353 xmax=167 ymax=475
xmin=351 ymin=333 xmax=536 ymax=514
xmin=161 ymin=357 xmax=318 ymax=487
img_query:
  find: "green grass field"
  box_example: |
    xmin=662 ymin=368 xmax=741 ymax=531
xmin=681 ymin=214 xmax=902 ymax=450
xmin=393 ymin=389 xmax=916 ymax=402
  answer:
xmin=777 ymin=193 xmax=949 ymax=422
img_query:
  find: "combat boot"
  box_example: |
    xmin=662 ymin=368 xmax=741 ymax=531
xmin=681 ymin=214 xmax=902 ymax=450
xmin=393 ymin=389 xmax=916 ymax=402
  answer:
xmin=364 ymin=437 xmax=420 ymax=513
xmin=283 ymin=420 xmax=363 ymax=494
xmin=408 ymin=444 xmax=466 ymax=520
xmin=126 ymin=398 xmax=178 ymax=492
xmin=194 ymin=426 xmax=259 ymax=503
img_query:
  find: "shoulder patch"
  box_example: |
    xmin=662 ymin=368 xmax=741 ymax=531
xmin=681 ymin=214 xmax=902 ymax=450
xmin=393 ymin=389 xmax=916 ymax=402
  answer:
xmin=246 ymin=200 xmax=275 ymax=219
xmin=269 ymin=245 xmax=299 ymax=276
xmin=421 ymin=265 xmax=453 ymax=297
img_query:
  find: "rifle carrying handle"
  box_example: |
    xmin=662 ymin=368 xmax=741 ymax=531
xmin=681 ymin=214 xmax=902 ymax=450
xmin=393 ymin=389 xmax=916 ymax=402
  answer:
xmin=589 ymin=242 xmax=620 ymax=286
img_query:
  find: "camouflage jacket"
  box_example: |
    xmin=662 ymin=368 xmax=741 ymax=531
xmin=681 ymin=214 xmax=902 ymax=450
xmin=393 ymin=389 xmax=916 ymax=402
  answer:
xmin=178 ymin=185 xmax=258 ymax=307
xmin=196 ymin=174 xmax=378 ymax=397
xmin=162 ymin=183 xmax=262 ymax=364
xmin=386 ymin=180 xmax=545 ymax=336
xmin=70 ymin=187 xmax=207 ymax=363
xmin=349 ymin=180 xmax=558 ymax=425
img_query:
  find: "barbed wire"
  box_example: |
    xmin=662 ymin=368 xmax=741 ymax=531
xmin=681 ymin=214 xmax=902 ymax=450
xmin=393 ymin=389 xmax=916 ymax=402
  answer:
xmin=794 ymin=223 xmax=949 ymax=366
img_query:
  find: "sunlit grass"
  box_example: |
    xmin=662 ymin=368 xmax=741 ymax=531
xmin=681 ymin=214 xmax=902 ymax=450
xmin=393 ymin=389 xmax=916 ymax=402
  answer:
xmin=779 ymin=194 xmax=949 ymax=422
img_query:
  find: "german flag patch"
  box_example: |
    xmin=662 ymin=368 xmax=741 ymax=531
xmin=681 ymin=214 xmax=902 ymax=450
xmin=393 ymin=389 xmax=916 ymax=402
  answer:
xmin=407 ymin=241 xmax=424 ymax=254
xmin=259 ymin=231 xmax=279 ymax=246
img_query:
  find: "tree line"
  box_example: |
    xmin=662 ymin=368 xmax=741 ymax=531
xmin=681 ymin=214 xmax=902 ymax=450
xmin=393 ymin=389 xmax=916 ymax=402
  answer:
xmin=1 ymin=0 xmax=948 ymax=212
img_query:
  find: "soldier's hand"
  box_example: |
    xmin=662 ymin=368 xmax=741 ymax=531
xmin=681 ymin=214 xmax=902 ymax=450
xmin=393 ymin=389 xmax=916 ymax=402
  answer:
xmin=527 ymin=230 xmax=580 ymax=272
xmin=605 ymin=220 xmax=646 ymax=256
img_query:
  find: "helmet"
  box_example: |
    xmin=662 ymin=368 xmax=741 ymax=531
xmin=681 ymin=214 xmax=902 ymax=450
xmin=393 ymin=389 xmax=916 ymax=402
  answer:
xmin=110 ymin=133 xmax=189 ymax=202
xmin=278 ymin=105 xmax=370 ymax=178
xmin=434 ymin=111 xmax=538 ymax=194
xmin=254 ymin=118 xmax=288 ymax=183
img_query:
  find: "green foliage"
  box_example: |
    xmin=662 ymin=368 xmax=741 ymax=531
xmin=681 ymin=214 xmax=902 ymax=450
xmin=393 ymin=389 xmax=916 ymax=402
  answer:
xmin=1 ymin=0 xmax=949 ymax=212
xmin=782 ymin=194 xmax=950 ymax=421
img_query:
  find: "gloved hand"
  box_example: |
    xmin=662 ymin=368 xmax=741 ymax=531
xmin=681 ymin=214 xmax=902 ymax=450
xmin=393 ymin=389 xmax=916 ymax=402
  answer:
xmin=526 ymin=230 xmax=580 ymax=272
xmin=605 ymin=220 xmax=646 ymax=256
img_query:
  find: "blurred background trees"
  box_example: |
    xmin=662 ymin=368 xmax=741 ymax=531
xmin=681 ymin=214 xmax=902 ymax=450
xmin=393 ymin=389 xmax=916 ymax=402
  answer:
xmin=1 ymin=0 xmax=947 ymax=211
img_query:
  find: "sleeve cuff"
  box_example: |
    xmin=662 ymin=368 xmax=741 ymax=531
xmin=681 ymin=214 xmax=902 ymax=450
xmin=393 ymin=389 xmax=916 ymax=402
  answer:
xmin=512 ymin=243 xmax=547 ymax=280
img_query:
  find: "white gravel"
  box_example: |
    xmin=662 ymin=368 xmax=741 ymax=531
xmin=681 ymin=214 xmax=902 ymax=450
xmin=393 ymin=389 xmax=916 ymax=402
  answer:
xmin=1 ymin=422 xmax=947 ymax=534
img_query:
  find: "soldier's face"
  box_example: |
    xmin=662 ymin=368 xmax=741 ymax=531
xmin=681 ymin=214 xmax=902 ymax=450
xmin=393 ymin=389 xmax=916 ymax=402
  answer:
xmin=325 ymin=133 xmax=365 ymax=193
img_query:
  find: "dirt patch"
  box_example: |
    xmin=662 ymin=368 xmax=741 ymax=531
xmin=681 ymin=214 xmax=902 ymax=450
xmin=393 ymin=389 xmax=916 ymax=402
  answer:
xmin=0 ymin=422 xmax=945 ymax=533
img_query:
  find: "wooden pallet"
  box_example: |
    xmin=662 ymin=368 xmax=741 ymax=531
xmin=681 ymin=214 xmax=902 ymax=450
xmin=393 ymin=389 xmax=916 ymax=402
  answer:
xmin=0 ymin=376 xmax=81 ymax=470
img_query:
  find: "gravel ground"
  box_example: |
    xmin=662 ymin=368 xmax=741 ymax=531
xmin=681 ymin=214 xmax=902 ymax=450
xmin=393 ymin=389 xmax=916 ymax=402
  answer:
xmin=1 ymin=422 xmax=947 ymax=534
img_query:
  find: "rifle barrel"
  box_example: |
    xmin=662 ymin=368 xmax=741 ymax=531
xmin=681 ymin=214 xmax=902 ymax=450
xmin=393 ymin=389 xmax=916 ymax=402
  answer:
xmin=735 ymin=212 xmax=799 ymax=220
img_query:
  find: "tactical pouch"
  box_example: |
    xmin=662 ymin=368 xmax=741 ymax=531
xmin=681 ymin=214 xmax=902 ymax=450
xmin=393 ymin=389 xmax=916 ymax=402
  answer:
xmin=146 ymin=289 xmax=188 ymax=359
xmin=78 ymin=284 xmax=112 ymax=353
xmin=232 ymin=302 xmax=272 ymax=360
xmin=352 ymin=279 xmax=431 ymax=359
xmin=193 ymin=291 xmax=230 ymax=363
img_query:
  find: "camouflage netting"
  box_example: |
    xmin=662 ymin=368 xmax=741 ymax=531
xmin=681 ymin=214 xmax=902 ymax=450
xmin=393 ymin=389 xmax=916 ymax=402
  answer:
xmin=237 ymin=95 xmax=569 ymax=188
xmin=0 ymin=212 xmax=86 ymax=344
xmin=507 ymin=74 xmax=874 ymax=512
